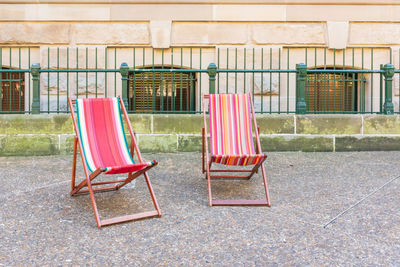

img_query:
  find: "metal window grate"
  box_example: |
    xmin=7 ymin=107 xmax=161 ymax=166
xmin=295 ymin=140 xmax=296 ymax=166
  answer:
xmin=306 ymin=71 xmax=360 ymax=113
xmin=128 ymin=70 xmax=196 ymax=113
xmin=1 ymin=71 xmax=25 ymax=113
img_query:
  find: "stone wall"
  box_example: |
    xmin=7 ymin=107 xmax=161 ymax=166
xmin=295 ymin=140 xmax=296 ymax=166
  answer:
xmin=2 ymin=113 xmax=400 ymax=156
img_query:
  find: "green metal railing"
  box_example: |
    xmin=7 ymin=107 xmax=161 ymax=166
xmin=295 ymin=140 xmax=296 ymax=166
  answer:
xmin=0 ymin=46 xmax=399 ymax=115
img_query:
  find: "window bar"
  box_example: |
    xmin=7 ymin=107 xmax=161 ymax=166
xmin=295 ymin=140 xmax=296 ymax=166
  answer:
xmin=352 ymin=48 xmax=356 ymax=113
xmin=370 ymin=48 xmax=374 ymax=113
xmin=199 ymin=48 xmax=202 ymax=112
xmin=261 ymin=48 xmax=264 ymax=114
xmin=286 ymin=48 xmax=289 ymax=114
xmin=171 ymin=48 xmax=175 ymax=112
xmin=152 ymin=48 xmax=156 ymax=112
xmin=226 ymin=48 xmax=229 ymax=94
xmin=46 ymin=48 xmax=50 ymax=112
xmin=180 ymin=47 xmax=183 ymax=111
xmin=0 ymin=47 xmax=2 ymax=112
xmin=244 ymin=47 xmax=246 ymax=94
xmin=252 ymin=48 xmax=255 ymax=110
xmin=314 ymin=48 xmax=317 ymax=113
xmin=235 ymin=48 xmax=237 ymax=93
xmin=361 ymin=48 xmax=365 ymax=113
xmin=114 ymin=48 xmax=117 ymax=97
xmin=188 ymin=48 xmax=192 ymax=111
xmin=105 ymin=47 xmax=107 ymax=97
xmin=133 ymin=47 xmax=136 ymax=111
xmin=269 ymin=47 xmax=272 ymax=114
xmin=76 ymin=48 xmax=79 ymax=99
xmin=95 ymin=48 xmax=98 ymax=99
xmin=278 ymin=48 xmax=281 ymax=114
xmin=142 ymin=48 xmax=145 ymax=111
xmin=66 ymin=48 xmax=69 ymax=112
xmin=160 ymin=48 xmax=164 ymax=112
xmin=85 ymin=48 xmax=88 ymax=99
xmin=305 ymin=48 xmax=308 ymax=113
xmin=19 ymin=48 xmax=22 ymax=112
xmin=28 ymin=48 xmax=31 ymax=113
xmin=341 ymin=49 xmax=345 ymax=112
xmin=57 ymin=47 xmax=60 ymax=112
xmin=333 ymin=49 xmax=336 ymax=113
xmin=8 ymin=48 xmax=11 ymax=111
xmin=217 ymin=48 xmax=220 ymax=94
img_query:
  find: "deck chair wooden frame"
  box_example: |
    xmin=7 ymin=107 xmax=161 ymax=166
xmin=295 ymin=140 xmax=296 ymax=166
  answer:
xmin=68 ymin=96 xmax=161 ymax=228
xmin=202 ymin=93 xmax=271 ymax=207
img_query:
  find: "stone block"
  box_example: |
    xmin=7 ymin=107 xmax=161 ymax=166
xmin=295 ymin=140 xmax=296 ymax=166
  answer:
xmin=213 ymin=5 xmax=285 ymax=21
xmin=0 ymin=22 xmax=70 ymax=44
xmin=256 ymin=115 xmax=294 ymax=134
xmin=296 ymin=115 xmax=362 ymax=134
xmin=172 ymin=22 xmax=247 ymax=45
xmin=128 ymin=114 xmax=152 ymax=134
xmin=150 ymin=20 xmax=171 ymax=49
xmin=138 ymin=135 xmax=177 ymax=153
xmin=252 ymin=23 xmax=325 ymax=45
xmin=153 ymin=114 xmax=203 ymax=134
xmin=110 ymin=4 xmax=213 ymax=21
xmin=364 ymin=115 xmax=400 ymax=134
xmin=335 ymin=136 xmax=400 ymax=151
xmin=178 ymin=135 xmax=202 ymax=152
xmin=0 ymin=5 xmax=25 ymax=21
xmin=0 ymin=114 xmax=73 ymax=134
xmin=59 ymin=135 xmax=75 ymax=155
xmin=349 ymin=23 xmax=400 ymax=45
xmin=327 ymin=21 xmax=349 ymax=49
xmin=0 ymin=135 xmax=59 ymax=156
xmin=70 ymin=23 xmax=150 ymax=45
xmin=260 ymin=136 xmax=333 ymax=152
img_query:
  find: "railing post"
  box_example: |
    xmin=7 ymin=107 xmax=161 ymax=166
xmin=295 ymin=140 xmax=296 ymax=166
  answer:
xmin=207 ymin=63 xmax=217 ymax=94
xmin=382 ymin=63 xmax=394 ymax=115
xmin=31 ymin=63 xmax=40 ymax=114
xmin=120 ymin=62 xmax=129 ymax=108
xmin=296 ymin=63 xmax=307 ymax=114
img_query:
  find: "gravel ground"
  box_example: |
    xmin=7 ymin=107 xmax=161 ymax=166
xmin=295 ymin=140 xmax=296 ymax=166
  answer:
xmin=0 ymin=152 xmax=399 ymax=266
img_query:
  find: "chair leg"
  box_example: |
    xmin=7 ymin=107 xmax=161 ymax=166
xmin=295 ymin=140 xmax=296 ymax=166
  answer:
xmin=207 ymin=160 xmax=213 ymax=206
xmin=143 ymin=172 xmax=162 ymax=217
xmin=202 ymin=127 xmax=205 ymax=174
xmin=261 ymin=164 xmax=271 ymax=207
xmin=71 ymin=136 xmax=78 ymax=192
xmin=86 ymin=173 xmax=102 ymax=228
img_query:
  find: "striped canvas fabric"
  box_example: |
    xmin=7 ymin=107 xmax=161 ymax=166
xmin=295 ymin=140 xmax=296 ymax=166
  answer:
xmin=76 ymin=98 xmax=154 ymax=174
xmin=209 ymin=93 xmax=264 ymax=166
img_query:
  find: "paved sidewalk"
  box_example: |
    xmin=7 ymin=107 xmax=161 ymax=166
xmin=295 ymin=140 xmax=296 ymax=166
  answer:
xmin=1 ymin=152 xmax=399 ymax=265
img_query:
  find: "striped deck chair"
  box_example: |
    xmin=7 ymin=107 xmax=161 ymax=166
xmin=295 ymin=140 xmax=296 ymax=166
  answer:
xmin=202 ymin=93 xmax=271 ymax=207
xmin=68 ymin=96 xmax=161 ymax=228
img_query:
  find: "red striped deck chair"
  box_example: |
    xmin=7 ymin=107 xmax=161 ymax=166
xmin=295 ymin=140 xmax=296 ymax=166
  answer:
xmin=202 ymin=93 xmax=271 ymax=207
xmin=68 ymin=96 xmax=161 ymax=228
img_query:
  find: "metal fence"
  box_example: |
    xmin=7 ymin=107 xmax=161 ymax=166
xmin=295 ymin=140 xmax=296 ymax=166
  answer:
xmin=0 ymin=46 xmax=399 ymax=114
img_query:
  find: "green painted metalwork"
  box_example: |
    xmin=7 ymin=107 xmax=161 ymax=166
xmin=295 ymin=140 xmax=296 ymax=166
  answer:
xmin=207 ymin=63 xmax=217 ymax=94
xmin=296 ymin=63 xmax=307 ymax=114
xmin=120 ymin=62 xmax=129 ymax=108
xmin=0 ymin=46 xmax=398 ymax=115
xmin=382 ymin=64 xmax=394 ymax=115
xmin=31 ymin=63 xmax=40 ymax=114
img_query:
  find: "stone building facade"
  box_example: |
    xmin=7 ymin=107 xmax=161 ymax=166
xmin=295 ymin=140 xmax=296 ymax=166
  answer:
xmin=1 ymin=0 xmax=400 ymax=113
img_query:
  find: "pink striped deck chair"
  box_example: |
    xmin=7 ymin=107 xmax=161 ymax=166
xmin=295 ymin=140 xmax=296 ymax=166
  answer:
xmin=68 ymin=96 xmax=161 ymax=228
xmin=202 ymin=93 xmax=271 ymax=207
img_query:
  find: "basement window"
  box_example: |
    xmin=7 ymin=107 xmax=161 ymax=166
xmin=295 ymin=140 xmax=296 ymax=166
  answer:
xmin=305 ymin=69 xmax=363 ymax=113
xmin=1 ymin=69 xmax=25 ymax=113
xmin=128 ymin=68 xmax=196 ymax=113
